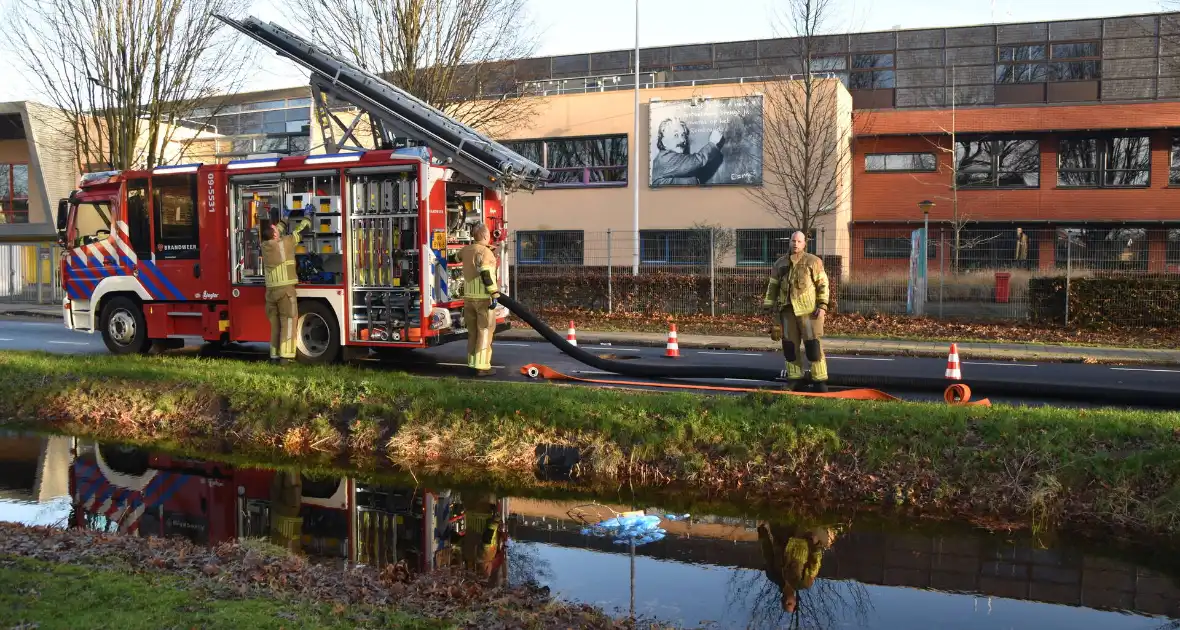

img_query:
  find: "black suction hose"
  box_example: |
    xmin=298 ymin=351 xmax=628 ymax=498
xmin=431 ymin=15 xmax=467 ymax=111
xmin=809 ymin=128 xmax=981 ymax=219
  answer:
xmin=498 ymin=295 xmax=1180 ymax=410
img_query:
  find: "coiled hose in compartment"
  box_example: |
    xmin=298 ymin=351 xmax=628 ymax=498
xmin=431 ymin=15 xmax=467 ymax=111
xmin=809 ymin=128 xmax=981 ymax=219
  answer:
xmin=497 ymin=294 xmax=1179 ymax=410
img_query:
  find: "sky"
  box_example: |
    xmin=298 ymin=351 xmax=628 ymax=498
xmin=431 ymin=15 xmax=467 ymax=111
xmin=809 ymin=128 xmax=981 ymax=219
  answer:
xmin=0 ymin=0 xmax=1171 ymax=103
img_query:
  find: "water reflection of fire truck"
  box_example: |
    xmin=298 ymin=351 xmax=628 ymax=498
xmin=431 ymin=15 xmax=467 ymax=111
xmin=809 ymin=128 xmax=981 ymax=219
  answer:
xmin=67 ymin=441 xmax=507 ymax=574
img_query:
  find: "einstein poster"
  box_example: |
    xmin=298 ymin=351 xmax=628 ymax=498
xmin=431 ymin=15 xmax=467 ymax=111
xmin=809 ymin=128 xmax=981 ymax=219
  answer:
xmin=648 ymin=94 xmax=763 ymax=187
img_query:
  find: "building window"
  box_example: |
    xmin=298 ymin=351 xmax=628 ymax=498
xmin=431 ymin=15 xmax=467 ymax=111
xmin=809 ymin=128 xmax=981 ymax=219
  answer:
xmin=954 ymin=138 xmax=1040 ymax=188
xmin=516 ymin=230 xmax=584 ymax=264
xmin=640 ymin=229 xmax=710 ymax=265
xmin=151 ymin=174 xmax=200 ymax=260
xmin=0 ymin=163 xmax=29 ymax=224
xmin=736 ymin=229 xmax=795 ymax=265
xmin=996 ymin=44 xmax=1047 ymax=84
xmin=863 ymin=236 xmax=937 ymax=260
xmin=1170 ymin=138 xmax=1180 ymax=186
xmin=502 ymin=134 xmax=628 ymax=188
xmin=1058 ymin=135 xmax=1150 ymax=188
xmin=1048 ymin=41 xmax=1100 ymax=81
xmin=865 ymin=153 xmax=936 ymax=172
xmin=850 ymin=53 xmax=895 ymax=89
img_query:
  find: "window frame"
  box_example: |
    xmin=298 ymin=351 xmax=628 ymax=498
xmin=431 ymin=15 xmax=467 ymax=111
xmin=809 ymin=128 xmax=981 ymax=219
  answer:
xmin=0 ymin=162 xmax=30 ymax=224
xmin=150 ymin=173 xmax=201 ymax=260
xmin=1170 ymin=137 xmax=1180 ymax=186
xmin=501 ymin=133 xmax=629 ymax=189
xmin=515 ymin=230 xmax=585 ymax=265
xmin=1057 ymin=134 xmax=1152 ymax=189
xmin=849 ymin=52 xmax=896 ymax=90
xmin=953 ymin=136 xmax=1041 ymax=189
xmin=864 ymin=152 xmax=937 ymax=173
xmin=995 ymin=40 xmax=1100 ymax=85
xmin=862 ymin=236 xmax=937 ymax=260
xmin=639 ymin=228 xmax=712 ymax=265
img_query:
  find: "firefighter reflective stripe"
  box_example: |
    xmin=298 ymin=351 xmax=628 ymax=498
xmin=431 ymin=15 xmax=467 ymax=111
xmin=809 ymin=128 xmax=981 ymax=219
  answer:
xmin=265 ymin=258 xmax=299 ymax=287
xmin=465 ymin=300 xmax=494 ymax=370
xmin=262 ymin=221 xmax=309 ymax=288
xmin=762 ymin=277 xmax=780 ymax=307
xmin=785 ymin=361 xmax=804 ymax=380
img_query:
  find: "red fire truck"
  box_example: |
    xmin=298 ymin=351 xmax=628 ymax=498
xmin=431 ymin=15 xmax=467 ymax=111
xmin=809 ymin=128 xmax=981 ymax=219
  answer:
xmin=54 ymin=16 xmax=548 ymax=364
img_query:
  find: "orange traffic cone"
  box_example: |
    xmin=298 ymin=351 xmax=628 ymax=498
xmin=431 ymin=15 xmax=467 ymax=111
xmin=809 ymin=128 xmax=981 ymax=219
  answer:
xmin=566 ymin=321 xmax=578 ymax=347
xmin=664 ymin=323 xmax=680 ymax=358
xmin=945 ymin=343 xmax=962 ymax=380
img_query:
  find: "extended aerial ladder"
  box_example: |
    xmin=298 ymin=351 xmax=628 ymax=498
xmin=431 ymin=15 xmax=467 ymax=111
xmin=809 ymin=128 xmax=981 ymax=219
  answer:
xmin=214 ymin=14 xmax=549 ymax=193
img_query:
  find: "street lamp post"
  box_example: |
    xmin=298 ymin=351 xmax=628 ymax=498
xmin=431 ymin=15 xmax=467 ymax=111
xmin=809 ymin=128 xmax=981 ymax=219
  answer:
xmin=632 ymin=0 xmax=640 ymax=276
xmin=918 ymin=199 xmax=934 ymax=240
xmin=916 ymin=200 xmax=934 ymax=317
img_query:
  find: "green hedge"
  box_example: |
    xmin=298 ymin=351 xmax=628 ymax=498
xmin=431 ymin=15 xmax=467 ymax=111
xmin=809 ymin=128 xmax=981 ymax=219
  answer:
xmin=1030 ymin=275 xmax=1180 ymax=327
xmin=508 ymin=256 xmax=844 ymax=315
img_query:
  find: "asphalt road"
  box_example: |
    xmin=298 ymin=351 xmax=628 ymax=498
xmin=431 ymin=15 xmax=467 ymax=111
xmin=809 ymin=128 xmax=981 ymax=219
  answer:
xmin=2 ymin=317 xmax=1178 ymax=409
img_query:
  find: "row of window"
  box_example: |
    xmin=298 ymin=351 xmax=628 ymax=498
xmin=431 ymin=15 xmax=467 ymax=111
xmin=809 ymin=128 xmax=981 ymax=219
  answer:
xmin=865 ymin=135 xmax=1180 ymax=188
xmin=0 ymin=164 xmax=29 ymax=224
xmin=862 ymin=227 xmax=1180 ymax=267
xmin=516 ymin=229 xmax=814 ymax=266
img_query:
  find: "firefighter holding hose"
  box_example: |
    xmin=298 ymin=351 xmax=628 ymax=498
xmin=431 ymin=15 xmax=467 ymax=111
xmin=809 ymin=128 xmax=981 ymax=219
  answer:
xmin=460 ymin=223 xmax=501 ymax=377
xmin=763 ymin=231 xmax=830 ymax=392
xmin=259 ymin=212 xmax=311 ymax=365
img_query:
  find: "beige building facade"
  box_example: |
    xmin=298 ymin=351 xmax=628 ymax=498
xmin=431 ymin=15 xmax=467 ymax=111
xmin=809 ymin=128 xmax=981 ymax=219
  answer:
xmin=492 ymin=80 xmax=852 ymax=268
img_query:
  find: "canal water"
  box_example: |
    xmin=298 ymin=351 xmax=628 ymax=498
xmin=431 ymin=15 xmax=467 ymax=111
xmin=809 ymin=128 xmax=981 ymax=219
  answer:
xmin=1 ymin=431 xmax=1178 ymax=629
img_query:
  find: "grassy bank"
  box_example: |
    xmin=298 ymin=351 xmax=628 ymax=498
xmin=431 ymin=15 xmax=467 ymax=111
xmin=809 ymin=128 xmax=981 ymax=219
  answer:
xmin=0 ymin=522 xmax=625 ymax=630
xmin=3 ymin=350 xmax=1180 ymax=541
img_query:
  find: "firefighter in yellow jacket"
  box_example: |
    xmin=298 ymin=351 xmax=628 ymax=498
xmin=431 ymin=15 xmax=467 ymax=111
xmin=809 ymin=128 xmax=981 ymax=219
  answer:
xmin=260 ymin=215 xmax=311 ymax=365
xmin=460 ymin=223 xmax=500 ymax=377
xmin=763 ymin=231 xmax=830 ymax=392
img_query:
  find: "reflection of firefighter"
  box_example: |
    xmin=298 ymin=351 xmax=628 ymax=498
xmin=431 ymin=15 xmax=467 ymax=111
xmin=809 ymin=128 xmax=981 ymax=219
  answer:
xmin=269 ymin=470 xmax=304 ymax=552
xmin=757 ymin=521 xmax=836 ymax=613
xmin=461 ymin=495 xmax=507 ymax=585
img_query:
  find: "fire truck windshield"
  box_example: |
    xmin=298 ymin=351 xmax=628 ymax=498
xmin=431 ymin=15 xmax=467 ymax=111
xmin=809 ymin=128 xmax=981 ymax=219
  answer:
xmin=68 ymin=201 xmax=113 ymax=249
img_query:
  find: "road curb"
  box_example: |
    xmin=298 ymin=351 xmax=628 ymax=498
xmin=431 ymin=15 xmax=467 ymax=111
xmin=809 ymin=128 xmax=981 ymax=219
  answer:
xmin=0 ymin=310 xmax=62 ymax=321
xmin=496 ymin=329 xmax=1176 ymax=367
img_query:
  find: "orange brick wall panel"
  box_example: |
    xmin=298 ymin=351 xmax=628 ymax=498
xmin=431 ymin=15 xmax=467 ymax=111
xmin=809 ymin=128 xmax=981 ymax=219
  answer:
xmin=853 ymin=130 xmax=1180 ymax=223
xmin=855 ymin=102 xmax=1180 ymax=136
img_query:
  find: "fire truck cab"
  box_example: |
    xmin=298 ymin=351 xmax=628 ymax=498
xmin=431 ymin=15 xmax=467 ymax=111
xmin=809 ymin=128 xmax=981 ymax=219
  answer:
xmin=54 ymin=15 xmax=548 ymax=364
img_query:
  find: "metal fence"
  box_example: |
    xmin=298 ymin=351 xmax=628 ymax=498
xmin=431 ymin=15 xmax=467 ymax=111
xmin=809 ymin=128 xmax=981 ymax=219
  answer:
xmin=504 ymin=227 xmax=1180 ymax=328
xmin=0 ymin=243 xmax=62 ymax=305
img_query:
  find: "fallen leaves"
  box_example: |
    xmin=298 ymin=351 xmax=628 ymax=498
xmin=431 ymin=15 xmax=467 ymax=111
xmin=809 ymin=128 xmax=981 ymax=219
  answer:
xmin=0 ymin=522 xmax=635 ymax=629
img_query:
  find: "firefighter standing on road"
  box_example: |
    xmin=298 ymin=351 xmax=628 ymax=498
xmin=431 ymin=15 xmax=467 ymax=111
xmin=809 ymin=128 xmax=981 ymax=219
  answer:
xmin=259 ymin=213 xmax=311 ymax=365
xmin=460 ymin=223 xmax=501 ymax=377
xmin=763 ymin=231 xmax=830 ymax=392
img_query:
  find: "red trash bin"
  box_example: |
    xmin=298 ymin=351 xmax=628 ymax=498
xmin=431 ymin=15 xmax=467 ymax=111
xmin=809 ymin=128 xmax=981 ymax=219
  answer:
xmin=994 ymin=272 xmax=1011 ymax=303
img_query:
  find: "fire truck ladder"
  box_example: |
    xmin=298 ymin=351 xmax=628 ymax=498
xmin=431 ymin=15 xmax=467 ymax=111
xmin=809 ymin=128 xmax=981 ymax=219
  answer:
xmin=214 ymin=14 xmax=550 ymax=193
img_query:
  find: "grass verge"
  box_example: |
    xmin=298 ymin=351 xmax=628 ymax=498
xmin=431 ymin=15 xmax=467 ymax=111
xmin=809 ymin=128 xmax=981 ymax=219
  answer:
xmin=0 ymin=556 xmax=438 ymax=630
xmin=3 ymin=350 xmax=1180 ymax=542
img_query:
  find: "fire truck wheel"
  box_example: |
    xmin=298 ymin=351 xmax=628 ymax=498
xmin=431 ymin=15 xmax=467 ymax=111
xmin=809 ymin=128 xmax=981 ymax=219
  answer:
xmin=295 ymin=300 xmax=341 ymax=365
xmin=100 ymin=296 xmax=150 ymax=355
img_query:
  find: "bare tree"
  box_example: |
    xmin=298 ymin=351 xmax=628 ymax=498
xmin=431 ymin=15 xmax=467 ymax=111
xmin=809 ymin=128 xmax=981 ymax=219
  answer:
xmin=914 ymin=66 xmax=1005 ymax=273
xmin=285 ymin=0 xmax=542 ymax=138
xmin=747 ymin=0 xmax=858 ymax=236
xmin=5 ymin=0 xmax=250 ymax=172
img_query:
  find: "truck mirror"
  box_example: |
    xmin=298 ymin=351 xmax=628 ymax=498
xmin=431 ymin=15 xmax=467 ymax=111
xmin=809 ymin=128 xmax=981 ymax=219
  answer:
xmin=55 ymin=198 xmax=70 ymax=246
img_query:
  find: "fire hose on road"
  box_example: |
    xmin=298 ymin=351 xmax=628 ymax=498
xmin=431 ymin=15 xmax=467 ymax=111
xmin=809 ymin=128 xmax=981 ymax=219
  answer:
xmin=496 ymin=295 xmax=1178 ymax=409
